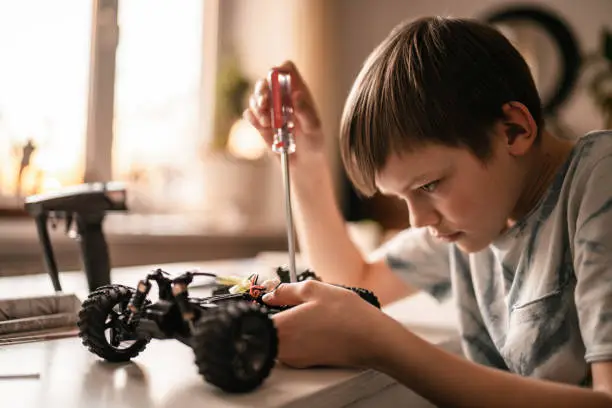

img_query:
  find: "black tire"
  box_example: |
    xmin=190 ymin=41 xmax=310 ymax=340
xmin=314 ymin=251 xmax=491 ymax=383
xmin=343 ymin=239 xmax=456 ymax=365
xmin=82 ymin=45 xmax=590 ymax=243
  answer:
xmin=77 ymin=285 xmax=150 ymax=362
xmin=276 ymin=266 xmax=322 ymax=283
xmin=193 ymin=301 xmax=278 ymax=393
xmin=90 ymin=283 xmax=131 ymax=292
xmin=297 ymin=270 xmax=321 ymax=282
xmin=337 ymin=286 xmax=381 ymax=309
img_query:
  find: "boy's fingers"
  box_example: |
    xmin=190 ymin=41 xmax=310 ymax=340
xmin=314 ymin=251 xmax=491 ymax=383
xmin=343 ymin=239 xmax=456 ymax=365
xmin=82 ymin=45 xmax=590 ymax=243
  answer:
xmin=262 ymin=283 xmax=302 ymax=306
xmin=267 ymin=61 xmax=321 ymax=133
xmin=254 ymin=78 xmax=269 ymax=96
xmin=243 ymin=109 xmax=273 ymax=142
xmin=292 ymin=91 xmax=321 ymax=131
xmin=275 ymin=60 xmax=302 ymax=86
xmin=249 ymin=94 xmax=269 ymax=127
xmin=262 ymin=280 xmax=322 ymax=306
xmin=258 ymin=93 xmax=270 ymax=112
xmin=273 ymin=60 xmax=313 ymax=102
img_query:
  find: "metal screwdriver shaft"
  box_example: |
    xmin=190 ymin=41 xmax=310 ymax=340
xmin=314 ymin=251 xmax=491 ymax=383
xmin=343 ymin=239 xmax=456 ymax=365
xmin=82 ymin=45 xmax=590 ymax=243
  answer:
xmin=280 ymin=144 xmax=297 ymax=283
xmin=269 ymin=69 xmax=298 ymax=283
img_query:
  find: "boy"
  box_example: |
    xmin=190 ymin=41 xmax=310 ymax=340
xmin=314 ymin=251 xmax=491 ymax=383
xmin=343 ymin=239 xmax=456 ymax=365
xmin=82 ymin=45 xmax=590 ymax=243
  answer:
xmin=243 ymin=16 xmax=612 ymax=407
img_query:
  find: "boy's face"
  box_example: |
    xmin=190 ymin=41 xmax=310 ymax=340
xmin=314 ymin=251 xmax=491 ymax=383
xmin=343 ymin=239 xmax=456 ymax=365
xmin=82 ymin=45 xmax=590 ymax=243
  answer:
xmin=375 ymin=134 xmax=524 ymax=253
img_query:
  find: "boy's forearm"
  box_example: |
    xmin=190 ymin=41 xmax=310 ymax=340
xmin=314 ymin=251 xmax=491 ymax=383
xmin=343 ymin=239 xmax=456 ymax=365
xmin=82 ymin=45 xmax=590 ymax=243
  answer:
xmin=371 ymin=318 xmax=612 ymax=408
xmin=290 ymin=154 xmax=368 ymax=287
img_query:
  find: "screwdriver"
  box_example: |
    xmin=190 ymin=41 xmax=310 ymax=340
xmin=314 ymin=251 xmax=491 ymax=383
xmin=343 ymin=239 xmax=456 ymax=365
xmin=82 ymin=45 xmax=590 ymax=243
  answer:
xmin=268 ymin=69 xmax=298 ymax=283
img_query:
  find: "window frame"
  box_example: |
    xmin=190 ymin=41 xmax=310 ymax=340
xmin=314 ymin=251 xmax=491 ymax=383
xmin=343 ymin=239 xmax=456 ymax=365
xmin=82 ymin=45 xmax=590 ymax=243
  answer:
xmin=84 ymin=0 xmax=219 ymax=183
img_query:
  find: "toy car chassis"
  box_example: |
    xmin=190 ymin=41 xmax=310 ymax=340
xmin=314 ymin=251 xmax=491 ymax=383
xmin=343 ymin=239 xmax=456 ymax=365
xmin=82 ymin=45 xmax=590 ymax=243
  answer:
xmin=77 ymin=267 xmax=380 ymax=393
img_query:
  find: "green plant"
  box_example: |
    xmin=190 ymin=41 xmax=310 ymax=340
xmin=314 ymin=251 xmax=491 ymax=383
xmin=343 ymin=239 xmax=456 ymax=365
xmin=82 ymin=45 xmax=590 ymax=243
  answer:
xmin=210 ymin=57 xmax=251 ymax=151
xmin=585 ymin=28 xmax=612 ymax=127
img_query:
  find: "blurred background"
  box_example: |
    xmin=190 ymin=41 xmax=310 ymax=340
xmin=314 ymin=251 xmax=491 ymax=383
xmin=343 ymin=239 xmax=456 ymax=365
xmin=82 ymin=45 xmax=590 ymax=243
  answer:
xmin=0 ymin=0 xmax=610 ymax=276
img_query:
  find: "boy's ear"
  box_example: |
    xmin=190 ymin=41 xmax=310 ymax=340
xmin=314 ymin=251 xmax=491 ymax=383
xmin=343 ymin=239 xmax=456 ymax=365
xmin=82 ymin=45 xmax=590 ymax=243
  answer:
xmin=501 ymin=102 xmax=537 ymax=156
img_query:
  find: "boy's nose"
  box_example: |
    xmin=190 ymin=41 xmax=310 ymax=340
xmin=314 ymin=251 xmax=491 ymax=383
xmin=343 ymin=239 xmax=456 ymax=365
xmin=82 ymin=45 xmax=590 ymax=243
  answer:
xmin=406 ymin=201 xmax=440 ymax=228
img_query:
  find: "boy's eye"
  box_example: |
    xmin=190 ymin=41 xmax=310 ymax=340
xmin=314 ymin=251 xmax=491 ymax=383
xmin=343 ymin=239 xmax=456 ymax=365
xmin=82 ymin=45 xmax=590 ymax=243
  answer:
xmin=419 ymin=180 xmax=439 ymax=193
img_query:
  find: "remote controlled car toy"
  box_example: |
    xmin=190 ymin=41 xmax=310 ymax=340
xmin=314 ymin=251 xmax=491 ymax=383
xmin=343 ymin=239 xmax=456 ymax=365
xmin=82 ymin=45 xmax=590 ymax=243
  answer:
xmin=76 ymin=267 xmax=380 ymax=393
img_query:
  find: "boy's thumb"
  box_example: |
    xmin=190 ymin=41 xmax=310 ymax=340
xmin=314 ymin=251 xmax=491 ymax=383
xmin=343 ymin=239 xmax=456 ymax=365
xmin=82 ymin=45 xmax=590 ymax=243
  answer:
xmin=262 ymin=283 xmax=304 ymax=307
xmin=292 ymin=91 xmax=321 ymax=132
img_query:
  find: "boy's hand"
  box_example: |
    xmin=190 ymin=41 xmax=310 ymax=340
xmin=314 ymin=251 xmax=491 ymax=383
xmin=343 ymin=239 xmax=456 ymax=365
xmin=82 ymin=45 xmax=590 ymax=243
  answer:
xmin=262 ymin=280 xmax=390 ymax=369
xmin=243 ymin=61 xmax=326 ymax=167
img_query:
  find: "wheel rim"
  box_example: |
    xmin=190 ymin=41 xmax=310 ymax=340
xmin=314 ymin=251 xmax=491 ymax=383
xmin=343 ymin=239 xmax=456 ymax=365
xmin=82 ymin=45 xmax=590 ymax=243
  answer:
xmin=104 ymin=301 xmax=138 ymax=350
xmin=231 ymin=314 xmax=272 ymax=381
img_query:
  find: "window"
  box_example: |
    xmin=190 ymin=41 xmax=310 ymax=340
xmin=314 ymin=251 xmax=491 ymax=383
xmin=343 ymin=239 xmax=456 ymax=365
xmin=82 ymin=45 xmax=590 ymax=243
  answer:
xmin=112 ymin=0 xmax=205 ymax=212
xmin=0 ymin=0 xmax=214 ymax=213
xmin=0 ymin=0 xmax=93 ymax=203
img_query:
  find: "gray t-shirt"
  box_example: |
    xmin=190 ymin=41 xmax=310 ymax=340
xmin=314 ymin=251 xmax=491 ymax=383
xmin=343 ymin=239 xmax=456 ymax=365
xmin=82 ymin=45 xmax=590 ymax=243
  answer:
xmin=369 ymin=130 xmax=612 ymax=385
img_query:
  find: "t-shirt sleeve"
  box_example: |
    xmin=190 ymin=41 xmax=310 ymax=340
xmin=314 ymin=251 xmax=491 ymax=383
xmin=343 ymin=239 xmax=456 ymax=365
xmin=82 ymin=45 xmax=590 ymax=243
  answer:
xmin=572 ymin=155 xmax=612 ymax=363
xmin=367 ymin=227 xmax=451 ymax=302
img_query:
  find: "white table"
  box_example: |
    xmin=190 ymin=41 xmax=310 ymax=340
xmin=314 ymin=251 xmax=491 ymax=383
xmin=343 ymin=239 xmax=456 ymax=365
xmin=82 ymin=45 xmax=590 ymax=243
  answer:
xmin=0 ymin=257 xmax=460 ymax=408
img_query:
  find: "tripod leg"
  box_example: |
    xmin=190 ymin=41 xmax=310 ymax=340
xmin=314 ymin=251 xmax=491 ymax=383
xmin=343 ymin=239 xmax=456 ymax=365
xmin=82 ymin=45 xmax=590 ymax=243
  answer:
xmin=76 ymin=215 xmax=111 ymax=293
xmin=34 ymin=214 xmax=62 ymax=292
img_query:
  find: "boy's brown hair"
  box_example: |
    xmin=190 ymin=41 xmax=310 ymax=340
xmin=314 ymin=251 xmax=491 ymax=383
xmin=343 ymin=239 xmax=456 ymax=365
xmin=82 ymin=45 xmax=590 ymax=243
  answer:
xmin=339 ymin=16 xmax=543 ymax=197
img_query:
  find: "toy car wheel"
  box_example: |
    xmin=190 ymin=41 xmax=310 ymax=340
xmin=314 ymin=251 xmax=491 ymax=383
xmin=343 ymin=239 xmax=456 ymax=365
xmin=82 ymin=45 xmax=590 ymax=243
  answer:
xmin=338 ymin=286 xmax=381 ymax=309
xmin=192 ymin=301 xmax=278 ymax=393
xmin=77 ymin=285 xmax=150 ymax=362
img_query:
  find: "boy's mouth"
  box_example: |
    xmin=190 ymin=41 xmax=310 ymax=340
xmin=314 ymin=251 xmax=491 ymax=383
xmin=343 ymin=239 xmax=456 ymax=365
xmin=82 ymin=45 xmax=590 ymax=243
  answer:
xmin=432 ymin=231 xmax=463 ymax=242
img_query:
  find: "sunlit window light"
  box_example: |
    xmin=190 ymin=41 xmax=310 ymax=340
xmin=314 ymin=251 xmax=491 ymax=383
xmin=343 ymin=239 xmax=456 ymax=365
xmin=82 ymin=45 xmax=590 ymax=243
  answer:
xmin=112 ymin=0 xmax=204 ymax=182
xmin=0 ymin=0 xmax=92 ymax=197
xmin=227 ymin=119 xmax=268 ymax=160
